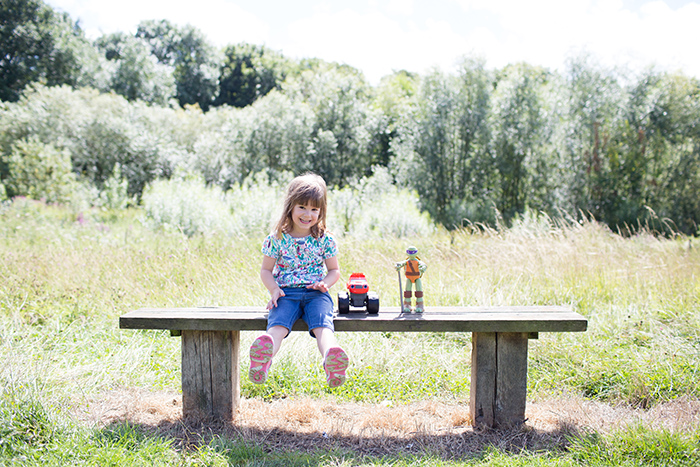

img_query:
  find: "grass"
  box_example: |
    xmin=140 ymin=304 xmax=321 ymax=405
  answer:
xmin=1 ymin=198 xmax=699 ymax=465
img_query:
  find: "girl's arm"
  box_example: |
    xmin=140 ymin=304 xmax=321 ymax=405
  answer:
xmin=261 ymin=255 xmax=284 ymax=310
xmin=307 ymin=255 xmax=340 ymax=293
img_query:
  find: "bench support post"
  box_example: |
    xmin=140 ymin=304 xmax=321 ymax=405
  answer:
xmin=181 ymin=330 xmax=240 ymax=421
xmin=470 ymin=332 xmax=528 ymax=429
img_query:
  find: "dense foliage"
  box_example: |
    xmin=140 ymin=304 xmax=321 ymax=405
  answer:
xmin=2 ymin=0 xmax=700 ymax=234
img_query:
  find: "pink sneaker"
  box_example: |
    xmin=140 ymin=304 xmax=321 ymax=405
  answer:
xmin=323 ymin=347 xmax=349 ymax=388
xmin=249 ymin=334 xmax=273 ymax=384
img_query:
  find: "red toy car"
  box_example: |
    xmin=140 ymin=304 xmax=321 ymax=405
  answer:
xmin=337 ymin=273 xmax=379 ymax=314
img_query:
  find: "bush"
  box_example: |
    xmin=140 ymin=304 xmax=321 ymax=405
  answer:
xmin=226 ymin=171 xmax=288 ymax=236
xmin=140 ymin=169 xmax=436 ymax=239
xmin=4 ymin=136 xmax=77 ymax=203
xmin=141 ymin=172 xmax=233 ymax=236
xmin=141 ymin=170 xmax=287 ymax=237
xmin=96 ymin=163 xmax=131 ymax=210
xmin=329 ymin=168 xmax=435 ymax=237
xmin=0 ymin=85 xmax=194 ymax=201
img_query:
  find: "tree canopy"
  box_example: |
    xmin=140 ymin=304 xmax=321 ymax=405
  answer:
xmin=3 ymin=0 xmax=700 ymax=235
xmin=0 ymin=0 xmax=96 ymax=101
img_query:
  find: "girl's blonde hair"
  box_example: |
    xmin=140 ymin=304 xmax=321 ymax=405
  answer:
xmin=274 ymin=173 xmax=328 ymax=238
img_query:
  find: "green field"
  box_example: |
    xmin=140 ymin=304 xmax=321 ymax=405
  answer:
xmin=1 ymin=199 xmax=699 ymax=466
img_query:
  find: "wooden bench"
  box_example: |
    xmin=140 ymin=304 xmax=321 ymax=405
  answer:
xmin=119 ymin=306 xmax=587 ymax=429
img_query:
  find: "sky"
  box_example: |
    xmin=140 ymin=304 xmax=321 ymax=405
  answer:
xmin=46 ymin=0 xmax=700 ymax=85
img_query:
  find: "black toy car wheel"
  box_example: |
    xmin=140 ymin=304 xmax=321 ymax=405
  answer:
xmin=366 ymin=292 xmax=379 ymax=314
xmin=337 ymin=292 xmax=350 ymax=314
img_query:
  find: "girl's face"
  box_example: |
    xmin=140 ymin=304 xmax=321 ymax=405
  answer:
xmin=289 ymin=202 xmax=320 ymax=236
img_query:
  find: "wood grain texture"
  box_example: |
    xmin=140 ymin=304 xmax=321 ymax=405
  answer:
xmin=120 ymin=306 xmax=587 ymax=333
xmin=181 ymin=330 xmax=237 ymax=421
xmin=494 ymin=332 xmax=529 ymax=428
xmin=470 ymin=332 xmax=530 ymax=428
xmin=470 ymin=332 xmax=496 ymax=427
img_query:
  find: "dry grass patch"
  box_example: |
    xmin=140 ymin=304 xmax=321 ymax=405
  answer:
xmin=72 ymin=388 xmax=700 ymax=459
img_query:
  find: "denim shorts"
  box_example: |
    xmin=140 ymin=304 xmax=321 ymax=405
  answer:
xmin=267 ymin=287 xmax=334 ymax=337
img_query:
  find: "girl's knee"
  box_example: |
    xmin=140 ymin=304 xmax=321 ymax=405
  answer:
xmin=268 ymin=325 xmax=289 ymax=338
xmin=311 ymin=326 xmax=331 ymax=337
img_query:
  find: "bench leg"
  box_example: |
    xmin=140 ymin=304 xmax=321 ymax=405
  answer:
xmin=181 ymin=330 xmax=240 ymax=421
xmin=470 ymin=332 xmax=528 ymax=429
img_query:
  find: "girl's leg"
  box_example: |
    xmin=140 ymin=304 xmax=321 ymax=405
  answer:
xmin=267 ymin=325 xmax=289 ymax=356
xmin=312 ymin=327 xmax=349 ymax=388
xmin=252 ymin=287 xmax=301 ymax=384
xmin=311 ymin=326 xmax=338 ymax=357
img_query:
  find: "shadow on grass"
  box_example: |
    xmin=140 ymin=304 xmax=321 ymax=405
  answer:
xmin=97 ymin=415 xmax=582 ymax=463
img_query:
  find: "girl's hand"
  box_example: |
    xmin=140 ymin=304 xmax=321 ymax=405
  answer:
xmin=266 ymin=287 xmax=285 ymax=310
xmin=306 ymin=281 xmax=329 ymax=293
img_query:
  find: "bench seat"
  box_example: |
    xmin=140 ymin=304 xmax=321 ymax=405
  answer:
xmin=119 ymin=306 xmax=587 ymax=428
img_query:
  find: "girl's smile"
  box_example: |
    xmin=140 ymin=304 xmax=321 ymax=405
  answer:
xmin=290 ymin=204 xmax=320 ymax=236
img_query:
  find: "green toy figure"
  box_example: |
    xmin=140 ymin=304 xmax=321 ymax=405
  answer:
xmin=395 ymin=246 xmax=427 ymax=313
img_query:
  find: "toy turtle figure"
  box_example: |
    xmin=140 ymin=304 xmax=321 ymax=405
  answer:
xmin=395 ymin=246 xmax=427 ymax=313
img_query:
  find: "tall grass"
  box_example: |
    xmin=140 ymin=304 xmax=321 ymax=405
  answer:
xmin=1 ymin=195 xmax=699 ymax=465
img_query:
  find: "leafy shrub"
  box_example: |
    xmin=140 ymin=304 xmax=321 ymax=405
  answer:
xmin=4 ymin=136 xmax=77 ymax=203
xmin=328 ymin=167 xmax=435 ymax=237
xmin=141 ymin=172 xmax=233 ymax=236
xmin=226 ymin=171 xmax=288 ymax=236
xmin=0 ymin=85 xmax=193 ymax=201
xmin=140 ymin=169 xmax=435 ymax=238
xmin=96 ymin=163 xmax=131 ymax=210
xmin=190 ymin=106 xmax=251 ymax=189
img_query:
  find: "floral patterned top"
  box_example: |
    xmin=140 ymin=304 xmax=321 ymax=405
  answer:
xmin=261 ymin=232 xmax=338 ymax=288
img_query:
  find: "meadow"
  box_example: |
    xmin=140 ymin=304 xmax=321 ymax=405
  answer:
xmin=1 ymin=196 xmax=699 ymax=466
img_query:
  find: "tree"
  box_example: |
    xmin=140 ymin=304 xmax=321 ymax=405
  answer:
xmin=370 ymin=70 xmax=419 ymax=169
xmin=409 ymin=59 xmax=493 ymax=228
xmin=95 ymin=32 xmax=176 ymax=106
xmin=215 ymin=42 xmax=293 ymax=108
xmin=490 ymin=63 xmax=552 ymax=220
xmin=283 ymin=63 xmax=373 ymax=187
xmin=562 ymin=54 xmax=624 ymax=220
xmin=245 ymin=90 xmax=314 ymax=178
xmin=136 ymin=20 xmax=220 ymax=111
xmin=644 ymin=72 xmax=700 ymax=233
xmin=0 ymin=85 xmax=188 ymax=200
xmin=0 ymin=0 xmax=98 ymax=102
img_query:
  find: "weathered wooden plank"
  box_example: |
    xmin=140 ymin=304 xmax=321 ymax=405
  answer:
xmin=119 ymin=306 xmax=587 ymax=333
xmin=470 ymin=332 xmax=496 ymax=427
xmin=181 ymin=330 xmax=237 ymax=421
xmin=230 ymin=330 xmax=240 ymax=415
xmin=181 ymin=331 xmax=209 ymax=419
xmin=470 ymin=332 xmax=530 ymax=428
xmin=494 ymin=332 xmax=528 ymax=428
xmin=124 ymin=305 xmax=576 ymax=314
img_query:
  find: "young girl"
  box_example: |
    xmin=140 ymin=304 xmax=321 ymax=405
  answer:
xmin=249 ymin=173 xmax=349 ymax=388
